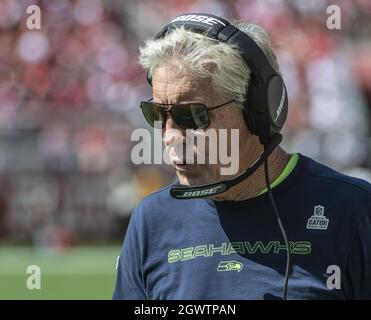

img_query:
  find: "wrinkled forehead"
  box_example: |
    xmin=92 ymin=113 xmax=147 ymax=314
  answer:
xmin=152 ymin=64 xmax=213 ymax=104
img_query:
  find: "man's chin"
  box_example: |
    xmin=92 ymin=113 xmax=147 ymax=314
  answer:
xmin=176 ymin=169 xmax=215 ymax=187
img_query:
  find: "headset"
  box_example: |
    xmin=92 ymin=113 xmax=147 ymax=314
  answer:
xmin=146 ymin=13 xmax=290 ymax=300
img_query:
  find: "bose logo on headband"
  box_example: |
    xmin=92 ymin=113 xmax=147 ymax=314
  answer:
xmin=171 ymin=15 xmax=226 ymax=27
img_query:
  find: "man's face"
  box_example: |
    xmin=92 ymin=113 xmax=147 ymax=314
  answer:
xmin=152 ymin=64 xmax=250 ymax=186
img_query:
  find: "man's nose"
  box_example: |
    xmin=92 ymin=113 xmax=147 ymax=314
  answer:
xmin=163 ymin=117 xmax=183 ymax=146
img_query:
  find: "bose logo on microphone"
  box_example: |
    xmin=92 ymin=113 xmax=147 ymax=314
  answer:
xmin=171 ymin=15 xmax=226 ymax=26
xmin=181 ymin=186 xmax=223 ymax=197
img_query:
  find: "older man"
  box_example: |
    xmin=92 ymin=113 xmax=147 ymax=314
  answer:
xmin=113 ymin=13 xmax=371 ymax=300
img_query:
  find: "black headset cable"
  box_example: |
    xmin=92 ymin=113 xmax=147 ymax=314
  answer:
xmin=263 ymin=151 xmax=291 ymax=300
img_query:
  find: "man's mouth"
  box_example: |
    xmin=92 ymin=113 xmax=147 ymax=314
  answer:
xmin=169 ymin=146 xmax=199 ymax=171
xmin=173 ymin=160 xmax=191 ymax=171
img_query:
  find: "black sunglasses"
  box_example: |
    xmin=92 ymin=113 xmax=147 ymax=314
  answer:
xmin=140 ymin=99 xmax=235 ymax=129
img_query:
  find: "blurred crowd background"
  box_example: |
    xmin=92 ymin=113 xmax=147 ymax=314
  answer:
xmin=0 ymin=0 xmax=370 ymax=247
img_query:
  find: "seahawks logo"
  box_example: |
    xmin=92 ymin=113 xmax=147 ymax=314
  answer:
xmin=217 ymin=261 xmax=243 ymax=272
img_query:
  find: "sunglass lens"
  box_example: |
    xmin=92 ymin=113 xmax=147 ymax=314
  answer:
xmin=171 ymin=104 xmax=209 ymax=129
xmin=140 ymin=102 xmax=166 ymax=128
xmin=190 ymin=104 xmax=209 ymax=129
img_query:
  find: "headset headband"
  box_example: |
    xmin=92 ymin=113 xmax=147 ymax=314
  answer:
xmin=154 ymin=13 xmax=275 ymax=88
xmin=149 ymin=13 xmax=288 ymax=145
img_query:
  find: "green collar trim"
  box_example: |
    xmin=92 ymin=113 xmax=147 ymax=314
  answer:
xmin=255 ymin=153 xmax=299 ymax=197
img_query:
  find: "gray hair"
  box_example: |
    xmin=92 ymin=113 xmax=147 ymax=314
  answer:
xmin=138 ymin=21 xmax=280 ymax=109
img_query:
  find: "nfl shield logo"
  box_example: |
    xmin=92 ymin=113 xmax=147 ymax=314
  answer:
xmin=306 ymin=205 xmax=329 ymax=230
xmin=313 ymin=205 xmax=325 ymax=216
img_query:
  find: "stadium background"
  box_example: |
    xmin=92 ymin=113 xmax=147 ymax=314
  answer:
xmin=0 ymin=0 xmax=370 ymax=299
